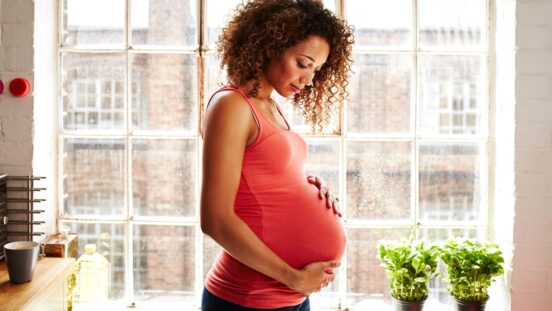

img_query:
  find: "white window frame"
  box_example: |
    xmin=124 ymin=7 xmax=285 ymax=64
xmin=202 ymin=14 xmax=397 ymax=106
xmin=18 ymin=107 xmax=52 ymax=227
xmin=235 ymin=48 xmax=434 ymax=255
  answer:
xmin=57 ymin=0 xmax=493 ymax=309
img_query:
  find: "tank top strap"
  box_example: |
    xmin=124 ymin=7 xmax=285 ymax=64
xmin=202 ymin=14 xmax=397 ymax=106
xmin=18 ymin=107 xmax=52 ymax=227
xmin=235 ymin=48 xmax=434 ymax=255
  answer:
xmin=202 ymin=85 xmax=274 ymax=139
xmin=216 ymin=85 xmax=263 ymax=117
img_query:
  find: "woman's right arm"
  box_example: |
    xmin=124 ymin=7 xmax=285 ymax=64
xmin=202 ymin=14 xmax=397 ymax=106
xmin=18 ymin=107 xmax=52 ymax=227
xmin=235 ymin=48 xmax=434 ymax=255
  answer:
xmin=200 ymin=92 xmax=338 ymax=296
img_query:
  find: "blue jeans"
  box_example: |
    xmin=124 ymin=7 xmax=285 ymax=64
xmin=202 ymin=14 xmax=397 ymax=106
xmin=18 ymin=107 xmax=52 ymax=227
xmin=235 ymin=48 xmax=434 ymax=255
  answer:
xmin=201 ymin=288 xmax=310 ymax=311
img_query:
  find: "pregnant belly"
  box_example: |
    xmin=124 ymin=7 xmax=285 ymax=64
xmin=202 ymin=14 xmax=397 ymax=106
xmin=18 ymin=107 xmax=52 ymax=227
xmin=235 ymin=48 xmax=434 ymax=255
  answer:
xmin=258 ymin=182 xmax=346 ymax=269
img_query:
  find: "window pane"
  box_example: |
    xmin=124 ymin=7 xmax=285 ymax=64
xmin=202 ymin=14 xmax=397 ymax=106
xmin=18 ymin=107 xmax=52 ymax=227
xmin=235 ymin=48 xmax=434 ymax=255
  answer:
xmin=346 ymin=228 xmax=412 ymax=308
xmin=346 ymin=141 xmax=411 ymax=220
xmin=58 ymin=0 xmax=490 ymax=308
xmin=206 ymin=0 xmax=242 ymax=47
xmin=419 ymin=0 xmax=486 ymax=50
xmin=131 ymin=53 xmax=198 ymax=132
xmin=304 ymin=139 xmax=340 ymax=198
xmin=62 ymin=53 xmax=126 ymax=131
xmin=64 ymin=222 xmax=126 ymax=300
xmin=418 ymin=55 xmax=484 ymax=136
xmin=275 ymin=93 xmax=339 ymax=133
xmin=346 ymin=0 xmax=412 ymax=48
xmin=62 ymin=0 xmax=125 ymax=47
xmin=203 ymin=235 xmax=221 ymax=280
xmin=131 ymin=0 xmax=197 ymax=47
xmin=132 ymin=139 xmax=197 ymax=217
xmin=419 ymin=227 xmax=480 ymax=241
xmin=419 ymin=143 xmax=483 ymax=223
xmin=310 ymin=272 xmax=340 ymax=309
xmin=204 ymin=53 xmax=227 ymax=107
xmin=322 ymin=0 xmax=336 ymax=12
xmin=283 ymin=103 xmax=340 ymax=134
xmin=133 ymin=225 xmax=195 ymax=304
xmin=64 ymin=138 xmax=125 ymax=216
xmin=348 ymin=53 xmax=412 ymax=134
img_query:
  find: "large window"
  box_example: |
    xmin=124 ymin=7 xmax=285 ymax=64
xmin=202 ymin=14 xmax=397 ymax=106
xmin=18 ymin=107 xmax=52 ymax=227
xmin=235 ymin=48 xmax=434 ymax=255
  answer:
xmin=59 ymin=0 xmax=490 ymax=309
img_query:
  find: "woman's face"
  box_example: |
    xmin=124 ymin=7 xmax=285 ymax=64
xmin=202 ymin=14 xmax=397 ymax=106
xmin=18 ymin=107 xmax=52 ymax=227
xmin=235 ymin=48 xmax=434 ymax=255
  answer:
xmin=265 ymin=35 xmax=330 ymax=98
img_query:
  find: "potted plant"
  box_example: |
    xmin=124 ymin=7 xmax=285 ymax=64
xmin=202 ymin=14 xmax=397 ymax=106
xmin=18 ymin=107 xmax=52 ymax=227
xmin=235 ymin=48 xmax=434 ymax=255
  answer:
xmin=440 ymin=238 xmax=504 ymax=311
xmin=378 ymin=239 xmax=440 ymax=311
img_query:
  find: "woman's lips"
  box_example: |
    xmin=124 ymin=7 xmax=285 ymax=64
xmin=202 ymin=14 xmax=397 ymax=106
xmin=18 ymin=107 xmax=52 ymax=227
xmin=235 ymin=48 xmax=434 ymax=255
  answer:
xmin=291 ymin=84 xmax=301 ymax=93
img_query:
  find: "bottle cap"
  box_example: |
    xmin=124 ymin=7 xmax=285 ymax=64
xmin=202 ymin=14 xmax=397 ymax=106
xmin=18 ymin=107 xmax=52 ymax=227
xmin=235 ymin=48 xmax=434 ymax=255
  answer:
xmin=84 ymin=244 xmax=97 ymax=253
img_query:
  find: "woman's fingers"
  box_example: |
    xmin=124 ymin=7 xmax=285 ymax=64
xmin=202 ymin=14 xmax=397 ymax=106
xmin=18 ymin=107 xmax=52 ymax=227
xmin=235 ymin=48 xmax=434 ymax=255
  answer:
xmin=317 ymin=275 xmax=335 ymax=292
xmin=307 ymin=176 xmax=341 ymax=215
xmin=295 ymin=260 xmax=340 ymax=296
xmin=325 ymin=188 xmax=331 ymax=202
xmin=312 ymin=274 xmax=335 ymax=294
xmin=324 ymin=261 xmax=341 ymax=270
xmin=318 ymin=180 xmax=326 ymax=199
xmin=326 ymin=192 xmax=332 ymax=209
xmin=316 ymin=178 xmax=330 ymax=201
xmin=326 ymin=192 xmax=342 ymax=216
xmin=307 ymin=176 xmax=326 ymax=199
xmin=332 ymin=198 xmax=342 ymax=217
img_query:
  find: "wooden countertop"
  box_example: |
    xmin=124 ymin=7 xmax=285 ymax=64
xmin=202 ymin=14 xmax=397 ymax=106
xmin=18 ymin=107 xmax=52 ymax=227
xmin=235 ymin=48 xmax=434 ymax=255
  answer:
xmin=0 ymin=257 xmax=76 ymax=311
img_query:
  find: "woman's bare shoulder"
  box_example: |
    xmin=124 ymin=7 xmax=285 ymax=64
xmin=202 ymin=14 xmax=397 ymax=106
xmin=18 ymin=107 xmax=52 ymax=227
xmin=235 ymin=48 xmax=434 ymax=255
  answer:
xmin=206 ymin=90 xmax=251 ymax=118
xmin=203 ymin=90 xmax=255 ymax=139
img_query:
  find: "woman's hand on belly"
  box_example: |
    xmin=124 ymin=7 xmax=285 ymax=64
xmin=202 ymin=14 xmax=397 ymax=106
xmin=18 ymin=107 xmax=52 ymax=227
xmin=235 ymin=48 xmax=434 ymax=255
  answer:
xmin=288 ymin=260 xmax=340 ymax=297
xmin=306 ymin=175 xmax=342 ymax=217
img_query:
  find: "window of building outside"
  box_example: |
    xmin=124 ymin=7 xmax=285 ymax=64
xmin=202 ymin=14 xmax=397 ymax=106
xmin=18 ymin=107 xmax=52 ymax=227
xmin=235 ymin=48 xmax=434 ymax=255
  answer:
xmin=58 ymin=0 xmax=489 ymax=309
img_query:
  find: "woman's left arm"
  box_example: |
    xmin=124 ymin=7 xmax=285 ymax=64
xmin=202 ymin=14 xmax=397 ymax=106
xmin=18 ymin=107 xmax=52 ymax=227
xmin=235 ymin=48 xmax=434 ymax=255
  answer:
xmin=306 ymin=175 xmax=342 ymax=217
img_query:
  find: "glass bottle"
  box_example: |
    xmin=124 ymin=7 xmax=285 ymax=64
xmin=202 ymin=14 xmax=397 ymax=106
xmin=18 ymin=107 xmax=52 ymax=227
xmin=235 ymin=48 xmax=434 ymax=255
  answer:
xmin=72 ymin=244 xmax=109 ymax=311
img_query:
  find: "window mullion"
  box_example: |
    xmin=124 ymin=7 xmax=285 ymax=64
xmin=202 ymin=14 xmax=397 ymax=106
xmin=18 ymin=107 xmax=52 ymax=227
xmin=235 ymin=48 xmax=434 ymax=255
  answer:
xmin=339 ymin=99 xmax=347 ymax=308
xmin=195 ymin=0 xmax=207 ymax=308
xmin=56 ymin=0 xmax=493 ymax=309
xmin=481 ymin=140 xmax=490 ymax=239
xmin=337 ymin=2 xmax=347 ymax=310
xmin=413 ymin=0 xmax=420 ymax=239
xmin=124 ymin=0 xmax=134 ymax=306
xmin=338 ymin=4 xmax=347 ymax=306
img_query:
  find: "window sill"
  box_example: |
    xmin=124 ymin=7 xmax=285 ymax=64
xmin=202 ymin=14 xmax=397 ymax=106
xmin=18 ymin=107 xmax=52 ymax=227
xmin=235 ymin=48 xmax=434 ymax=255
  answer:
xmin=102 ymin=299 xmax=497 ymax=311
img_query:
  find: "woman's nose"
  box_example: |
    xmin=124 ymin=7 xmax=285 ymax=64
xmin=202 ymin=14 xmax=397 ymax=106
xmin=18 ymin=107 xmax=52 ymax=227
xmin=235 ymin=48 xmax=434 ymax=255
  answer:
xmin=300 ymin=72 xmax=314 ymax=87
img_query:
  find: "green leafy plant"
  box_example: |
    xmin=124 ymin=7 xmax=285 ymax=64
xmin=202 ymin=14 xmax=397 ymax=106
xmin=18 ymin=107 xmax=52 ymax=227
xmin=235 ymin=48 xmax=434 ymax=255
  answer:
xmin=377 ymin=239 xmax=440 ymax=302
xmin=440 ymin=238 xmax=504 ymax=302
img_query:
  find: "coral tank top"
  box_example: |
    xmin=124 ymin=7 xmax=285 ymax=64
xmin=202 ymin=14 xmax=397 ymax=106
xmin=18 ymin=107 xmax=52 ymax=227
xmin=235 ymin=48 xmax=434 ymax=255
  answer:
xmin=204 ymin=85 xmax=346 ymax=309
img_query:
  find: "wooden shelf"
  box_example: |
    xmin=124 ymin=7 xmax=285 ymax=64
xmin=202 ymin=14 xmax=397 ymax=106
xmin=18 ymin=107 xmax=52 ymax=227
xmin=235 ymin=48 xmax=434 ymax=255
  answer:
xmin=0 ymin=257 xmax=76 ymax=311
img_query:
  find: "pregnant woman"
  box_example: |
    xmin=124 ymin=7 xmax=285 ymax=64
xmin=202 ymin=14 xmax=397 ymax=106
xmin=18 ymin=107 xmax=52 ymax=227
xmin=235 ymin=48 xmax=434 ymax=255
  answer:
xmin=200 ymin=1 xmax=354 ymax=310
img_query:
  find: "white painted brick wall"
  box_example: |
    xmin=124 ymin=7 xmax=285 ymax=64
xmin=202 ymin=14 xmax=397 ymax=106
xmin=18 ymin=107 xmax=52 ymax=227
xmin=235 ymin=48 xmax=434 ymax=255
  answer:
xmin=1 ymin=0 xmax=33 ymax=23
xmin=516 ymin=75 xmax=551 ymax=98
xmin=2 ymin=23 xmax=33 ymax=46
xmin=517 ymin=99 xmax=552 ymax=124
xmin=0 ymin=0 xmax=34 ymax=174
xmin=1 ymin=0 xmax=58 ymax=239
xmin=1 ymin=47 xmax=34 ymax=71
xmin=515 ymin=124 xmax=552 ymax=147
xmin=512 ymin=269 xmax=547 ymax=290
xmin=514 ymin=197 xmax=551 ymax=223
xmin=0 ymin=0 xmax=45 ymax=237
xmin=512 ymin=0 xmax=552 ymax=310
xmin=517 ymin=25 xmax=551 ymax=49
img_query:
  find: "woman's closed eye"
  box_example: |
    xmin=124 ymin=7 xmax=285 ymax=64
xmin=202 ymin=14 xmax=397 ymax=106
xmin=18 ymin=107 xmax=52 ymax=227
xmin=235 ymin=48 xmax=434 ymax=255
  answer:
xmin=297 ymin=61 xmax=308 ymax=69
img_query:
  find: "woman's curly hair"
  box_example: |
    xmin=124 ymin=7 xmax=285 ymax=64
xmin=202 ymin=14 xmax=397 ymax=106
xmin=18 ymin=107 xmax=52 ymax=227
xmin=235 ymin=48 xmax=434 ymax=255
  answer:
xmin=217 ymin=0 xmax=354 ymax=131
